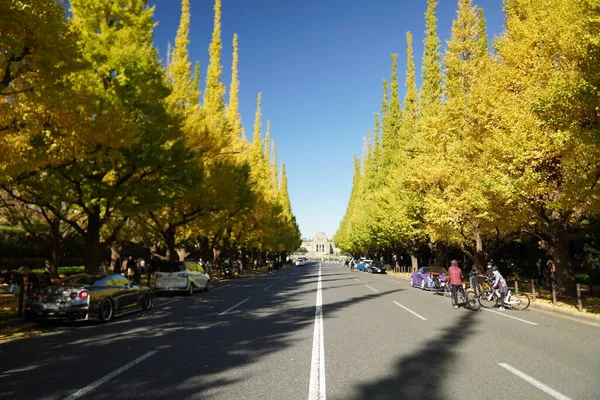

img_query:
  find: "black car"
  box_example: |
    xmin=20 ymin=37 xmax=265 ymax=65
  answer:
xmin=367 ymin=261 xmax=386 ymax=274
xmin=25 ymin=273 xmax=153 ymax=322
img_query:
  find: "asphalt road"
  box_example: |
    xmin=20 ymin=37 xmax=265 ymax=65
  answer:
xmin=0 ymin=263 xmax=598 ymax=400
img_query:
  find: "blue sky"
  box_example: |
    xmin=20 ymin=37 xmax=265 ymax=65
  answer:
xmin=149 ymin=0 xmax=506 ymax=240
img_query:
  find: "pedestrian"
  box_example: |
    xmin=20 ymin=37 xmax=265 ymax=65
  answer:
xmin=535 ymin=258 xmax=543 ymax=285
xmin=126 ymin=256 xmax=137 ymax=281
xmin=448 ymin=260 xmax=463 ymax=309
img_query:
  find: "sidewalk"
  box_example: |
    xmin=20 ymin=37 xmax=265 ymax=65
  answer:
xmin=386 ymin=270 xmax=600 ymax=325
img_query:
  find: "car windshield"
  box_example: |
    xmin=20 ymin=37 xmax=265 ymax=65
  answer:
xmin=423 ymin=267 xmax=448 ymax=274
xmin=157 ymin=262 xmax=184 ymax=273
xmin=371 ymin=261 xmax=384 ymax=267
xmin=59 ymin=274 xmax=101 ymax=286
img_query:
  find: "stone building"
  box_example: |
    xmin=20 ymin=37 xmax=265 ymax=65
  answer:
xmin=300 ymin=232 xmax=341 ymax=257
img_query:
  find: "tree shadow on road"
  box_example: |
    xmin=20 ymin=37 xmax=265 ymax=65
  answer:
xmin=0 ymin=265 xmax=404 ymax=400
xmin=348 ymin=310 xmax=477 ymax=400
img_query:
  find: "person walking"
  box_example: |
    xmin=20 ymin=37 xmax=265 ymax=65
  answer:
xmin=448 ymin=260 xmax=463 ymax=309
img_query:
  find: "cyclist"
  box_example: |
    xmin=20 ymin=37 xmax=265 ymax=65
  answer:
xmin=491 ymin=266 xmax=508 ymax=310
xmin=448 ymin=259 xmax=463 ymax=309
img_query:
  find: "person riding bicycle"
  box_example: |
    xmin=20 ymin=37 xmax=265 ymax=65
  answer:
xmin=448 ymin=260 xmax=463 ymax=309
xmin=491 ymin=266 xmax=508 ymax=310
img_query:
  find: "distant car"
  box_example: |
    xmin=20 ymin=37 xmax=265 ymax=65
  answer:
xmin=368 ymin=261 xmax=386 ymax=274
xmin=411 ymin=267 xmax=449 ymax=290
xmin=154 ymin=261 xmax=210 ymax=295
xmin=295 ymin=257 xmax=307 ymax=266
xmin=24 ymin=274 xmax=153 ymax=322
xmin=357 ymin=259 xmax=372 ymax=272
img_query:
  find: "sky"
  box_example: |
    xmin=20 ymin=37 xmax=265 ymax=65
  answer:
xmin=148 ymin=0 xmax=506 ymax=241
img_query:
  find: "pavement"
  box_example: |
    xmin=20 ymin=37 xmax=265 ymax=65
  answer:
xmin=1 ymin=262 xmax=599 ymax=400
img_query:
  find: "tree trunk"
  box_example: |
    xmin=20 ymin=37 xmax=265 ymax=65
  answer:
xmin=434 ymin=241 xmax=446 ymax=269
xmin=110 ymin=244 xmax=122 ymax=274
xmin=45 ymin=241 xmax=60 ymax=279
xmin=164 ymin=225 xmax=177 ymax=261
xmin=410 ymin=254 xmax=419 ymax=273
xmin=473 ymin=231 xmax=485 ymax=269
xmin=177 ymin=248 xmax=189 ymax=261
xmin=84 ymin=209 xmax=102 ymax=274
xmin=549 ymin=232 xmax=576 ymax=297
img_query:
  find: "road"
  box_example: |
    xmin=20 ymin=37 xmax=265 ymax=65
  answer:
xmin=0 ymin=263 xmax=598 ymax=400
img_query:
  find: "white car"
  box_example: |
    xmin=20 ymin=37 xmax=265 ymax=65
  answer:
xmin=295 ymin=257 xmax=307 ymax=266
xmin=154 ymin=261 xmax=210 ymax=295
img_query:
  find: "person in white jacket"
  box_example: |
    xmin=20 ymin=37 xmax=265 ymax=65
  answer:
xmin=492 ymin=267 xmax=508 ymax=310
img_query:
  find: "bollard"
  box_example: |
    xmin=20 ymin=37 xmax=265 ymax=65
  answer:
xmin=514 ymin=280 xmax=519 ymax=294
xmin=531 ymin=279 xmax=536 ymax=301
xmin=551 ymin=280 xmax=557 ymax=305
xmin=576 ymin=283 xmax=582 ymax=313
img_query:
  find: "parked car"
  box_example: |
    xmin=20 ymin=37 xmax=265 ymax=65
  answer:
xmin=411 ymin=267 xmax=449 ymax=290
xmin=368 ymin=260 xmax=386 ymax=274
xmin=357 ymin=259 xmax=372 ymax=272
xmin=154 ymin=261 xmax=210 ymax=295
xmin=24 ymin=273 xmax=153 ymax=323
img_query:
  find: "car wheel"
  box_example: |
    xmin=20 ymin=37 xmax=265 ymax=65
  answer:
xmin=187 ymin=282 xmax=195 ymax=296
xmin=99 ymin=298 xmax=114 ymax=322
xmin=205 ymin=280 xmax=210 ymax=292
xmin=142 ymin=291 xmax=153 ymax=310
xmin=420 ymin=280 xmax=426 ymax=290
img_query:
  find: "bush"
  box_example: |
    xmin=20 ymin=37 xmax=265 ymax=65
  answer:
xmin=30 ymin=265 xmax=85 ymax=276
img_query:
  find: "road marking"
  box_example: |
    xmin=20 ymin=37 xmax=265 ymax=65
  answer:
xmin=211 ymin=286 xmax=228 ymax=291
xmin=154 ymin=299 xmax=180 ymax=308
xmin=218 ymin=298 xmax=249 ymax=316
xmin=62 ymin=351 xmax=157 ymax=400
xmin=482 ymin=308 xmax=538 ymax=326
xmin=263 ymin=284 xmax=274 ymax=291
xmin=393 ymin=301 xmax=427 ymax=321
xmin=353 ymin=278 xmax=360 ymax=282
xmin=498 ymin=363 xmax=571 ymax=400
xmin=308 ymin=265 xmax=326 ymax=400
xmin=366 ymin=285 xmax=379 ymax=293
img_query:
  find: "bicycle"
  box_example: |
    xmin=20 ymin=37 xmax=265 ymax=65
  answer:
xmin=478 ymin=287 xmax=530 ymax=310
xmin=451 ymin=284 xmax=481 ymax=311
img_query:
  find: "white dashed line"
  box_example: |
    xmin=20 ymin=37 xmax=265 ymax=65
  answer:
xmin=498 ymin=363 xmax=571 ymax=400
xmin=482 ymin=308 xmax=538 ymax=325
xmin=393 ymin=301 xmax=427 ymax=321
xmin=366 ymin=285 xmax=379 ymax=293
xmin=154 ymin=299 xmax=180 ymax=308
xmin=63 ymin=351 xmax=157 ymax=400
xmin=218 ymin=298 xmax=249 ymax=316
xmin=263 ymin=284 xmax=274 ymax=291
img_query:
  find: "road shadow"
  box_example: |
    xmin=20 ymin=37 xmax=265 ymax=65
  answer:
xmin=0 ymin=264 xmax=402 ymax=400
xmin=348 ymin=310 xmax=477 ymax=400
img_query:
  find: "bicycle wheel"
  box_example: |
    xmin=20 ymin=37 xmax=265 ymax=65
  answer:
xmin=478 ymin=289 xmax=498 ymax=308
xmin=465 ymin=290 xmax=481 ymax=310
xmin=444 ymin=283 xmax=452 ymax=298
xmin=456 ymin=289 xmax=467 ymax=307
xmin=508 ymin=293 xmax=530 ymax=311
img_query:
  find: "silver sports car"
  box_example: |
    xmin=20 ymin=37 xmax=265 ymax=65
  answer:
xmin=24 ymin=273 xmax=153 ymax=322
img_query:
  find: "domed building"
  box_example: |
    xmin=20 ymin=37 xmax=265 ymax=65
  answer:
xmin=300 ymin=232 xmax=341 ymax=256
